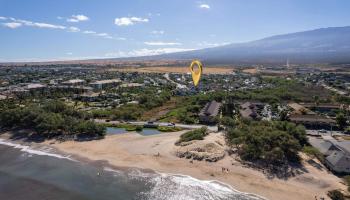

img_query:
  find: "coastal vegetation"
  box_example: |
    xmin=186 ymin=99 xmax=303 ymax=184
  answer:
xmin=105 ymin=123 xmax=143 ymax=131
xmin=327 ymin=190 xmax=345 ymax=200
xmin=157 ymin=126 xmax=182 ymax=132
xmin=0 ymin=100 xmax=105 ymax=140
xmin=224 ymin=119 xmax=307 ymax=171
xmin=176 ymin=127 xmax=208 ymax=144
xmin=344 ymin=175 xmax=350 ymax=192
xmin=302 ymin=146 xmax=325 ymax=163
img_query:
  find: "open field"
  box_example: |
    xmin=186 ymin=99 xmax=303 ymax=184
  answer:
xmin=108 ymin=66 xmax=235 ymax=74
xmin=242 ymin=68 xmax=258 ymax=74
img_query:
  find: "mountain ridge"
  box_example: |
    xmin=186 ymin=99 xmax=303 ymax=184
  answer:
xmin=148 ymin=26 xmax=350 ymax=64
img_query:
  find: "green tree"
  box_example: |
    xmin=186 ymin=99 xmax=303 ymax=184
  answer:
xmin=336 ymin=113 xmax=347 ymax=129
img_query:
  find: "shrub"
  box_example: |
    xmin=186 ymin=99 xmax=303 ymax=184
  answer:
xmin=157 ymin=126 xmax=182 ymax=132
xmin=327 ymin=190 xmax=345 ymax=200
xmin=344 ymin=175 xmax=350 ymax=192
xmin=176 ymin=127 xmax=208 ymax=144
xmin=117 ymin=124 xmax=143 ymax=132
xmin=302 ymin=146 xmax=324 ymax=163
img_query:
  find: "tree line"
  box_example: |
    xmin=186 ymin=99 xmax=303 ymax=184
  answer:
xmin=0 ymin=100 xmax=105 ymax=140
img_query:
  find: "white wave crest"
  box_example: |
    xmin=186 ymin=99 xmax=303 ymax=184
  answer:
xmin=107 ymin=168 xmax=267 ymax=200
xmin=0 ymin=139 xmax=75 ymax=161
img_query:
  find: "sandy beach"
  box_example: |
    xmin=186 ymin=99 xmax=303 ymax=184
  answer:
xmin=1 ymin=131 xmax=347 ymax=200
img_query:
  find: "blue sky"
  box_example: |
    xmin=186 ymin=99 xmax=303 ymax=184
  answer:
xmin=1 ymin=0 xmax=350 ymax=62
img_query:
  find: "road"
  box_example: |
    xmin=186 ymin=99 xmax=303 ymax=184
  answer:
xmin=94 ymin=119 xmax=218 ymax=132
xmin=306 ymin=129 xmax=345 ymax=136
xmin=163 ymin=73 xmax=187 ymax=89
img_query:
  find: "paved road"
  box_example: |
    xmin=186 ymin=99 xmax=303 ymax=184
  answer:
xmin=306 ymin=129 xmax=345 ymax=136
xmin=94 ymin=119 xmax=218 ymax=132
xmin=163 ymin=73 xmax=187 ymax=89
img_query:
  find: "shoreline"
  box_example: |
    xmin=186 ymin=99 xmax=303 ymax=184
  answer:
xmin=0 ymin=131 xmax=346 ymax=200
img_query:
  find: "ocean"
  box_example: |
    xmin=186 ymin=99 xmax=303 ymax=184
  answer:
xmin=0 ymin=139 xmax=266 ymax=200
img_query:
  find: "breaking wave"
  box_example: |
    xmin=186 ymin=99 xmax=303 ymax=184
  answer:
xmin=0 ymin=138 xmax=74 ymax=161
xmin=104 ymin=167 xmax=267 ymax=200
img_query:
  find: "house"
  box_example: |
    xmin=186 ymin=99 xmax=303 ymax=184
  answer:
xmin=239 ymin=102 xmax=264 ymax=120
xmin=78 ymin=92 xmax=100 ymax=102
xmin=199 ymin=100 xmax=222 ymax=124
xmin=62 ymin=79 xmax=85 ymax=86
xmin=50 ymin=86 xmax=93 ymax=94
xmin=309 ymin=136 xmax=350 ymax=174
xmin=89 ymin=79 xmax=121 ymax=90
xmin=289 ymin=114 xmax=336 ymax=130
xmin=26 ymin=83 xmax=46 ymax=91
xmin=120 ymin=83 xmax=143 ymax=88
xmin=0 ymin=94 xmax=7 ymax=100
xmin=326 ymin=149 xmax=350 ymax=174
xmin=300 ymin=103 xmax=341 ymax=116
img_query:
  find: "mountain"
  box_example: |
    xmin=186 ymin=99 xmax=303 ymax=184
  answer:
xmin=151 ymin=26 xmax=350 ymax=64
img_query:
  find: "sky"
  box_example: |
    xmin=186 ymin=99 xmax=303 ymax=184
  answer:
xmin=0 ymin=0 xmax=350 ymax=62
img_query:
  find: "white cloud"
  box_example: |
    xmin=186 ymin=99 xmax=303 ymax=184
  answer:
xmin=115 ymin=37 xmax=126 ymax=41
xmin=94 ymin=33 xmax=113 ymax=39
xmin=68 ymin=26 xmax=80 ymax=32
xmin=2 ymin=16 xmax=125 ymax=41
xmin=199 ymin=4 xmax=210 ymax=9
xmin=114 ymin=17 xmax=149 ymax=26
xmin=105 ymin=48 xmax=194 ymax=58
xmin=0 ymin=16 xmax=7 ymax=20
xmin=197 ymin=41 xmax=229 ymax=47
xmin=9 ymin=18 xmax=66 ymax=29
xmin=66 ymin=52 xmax=73 ymax=55
xmin=96 ymin=33 xmax=108 ymax=37
xmin=32 ymin=22 xmax=66 ymax=29
xmin=82 ymin=30 xmax=125 ymax=40
xmin=67 ymin=15 xmax=89 ymax=23
xmin=3 ymin=22 xmax=22 ymax=29
xmin=151 ymin=30 xmax=165 ymax=35
xmin=83 ymin=30 xmax=96 ymax=34
xmin=144 ymin=41 xmax=182 ymax=46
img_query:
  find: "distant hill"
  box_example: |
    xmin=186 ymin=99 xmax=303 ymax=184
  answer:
xmin=150 ymin=26 xmax=350 ymax=64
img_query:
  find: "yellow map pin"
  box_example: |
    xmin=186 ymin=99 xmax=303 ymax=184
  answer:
xmin=189 ymin=60 xmax=203 ymax=87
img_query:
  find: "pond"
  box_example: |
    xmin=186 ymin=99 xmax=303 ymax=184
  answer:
xmin=106 ymin=127 xmax=162 ymax=136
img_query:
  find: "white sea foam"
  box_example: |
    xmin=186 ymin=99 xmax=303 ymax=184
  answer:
xmin=0 ymin=139 xmax=75 ymax=161
xmin=107 ymin=168 xmax=267 ymax=200
xmin=144 ymin=172 xmax=266 ymax=200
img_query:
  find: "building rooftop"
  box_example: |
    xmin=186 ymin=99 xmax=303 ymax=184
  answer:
xmin=62 ymin=79 xmax=85 ymax=84
xmin=26 ymin=83 xmax=46 ymax=89
xmin=200 ymin=100 xmax=221 ymax=117
xmin=120 ymin=83 xmax=143 ymax=87
xmin=90 ymin=79 xmax=121 ymax=85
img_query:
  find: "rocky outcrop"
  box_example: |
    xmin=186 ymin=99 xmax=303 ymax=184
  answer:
xmin=176 ymin=141 xmax=225 ymax=162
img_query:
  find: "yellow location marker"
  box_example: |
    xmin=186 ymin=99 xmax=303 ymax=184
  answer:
xmin=189 ymin=60 xmax=203 ymax=87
